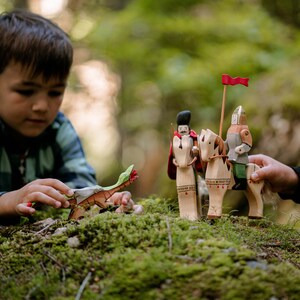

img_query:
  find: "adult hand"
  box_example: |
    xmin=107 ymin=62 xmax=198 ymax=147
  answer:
xmin=249 ymin=154 xmax=299 ymax=194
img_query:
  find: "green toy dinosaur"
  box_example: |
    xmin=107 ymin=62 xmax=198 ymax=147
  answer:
xmin=67 ymin=165 xmax=141 ymax=219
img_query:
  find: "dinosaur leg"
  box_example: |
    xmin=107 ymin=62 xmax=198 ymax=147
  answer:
xmin=68 ymin=207 xmax=86 ymax=220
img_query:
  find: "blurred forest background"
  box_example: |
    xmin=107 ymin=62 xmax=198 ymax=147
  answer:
xmin=1 ymin=0 xmax=300 ymax=224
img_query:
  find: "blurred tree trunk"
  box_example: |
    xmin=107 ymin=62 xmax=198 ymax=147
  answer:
xmin=261 ymin=0 xmax=300 ymax=28
xmin=13 ymin=0 xmax=28 ymax=9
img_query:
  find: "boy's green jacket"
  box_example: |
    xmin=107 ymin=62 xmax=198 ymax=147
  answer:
xmin=0 ymin=112 xmax=97 ymax=194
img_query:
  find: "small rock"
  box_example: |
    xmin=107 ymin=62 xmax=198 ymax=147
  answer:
xmin=196 ymin=239 xmax=205 ymax=245
xmin=223 ymin=247 xmax=237 ymax=254
xmin=34 ymin=218 xmax=54 ymax=227
xmin=53 ymin=227 xmax=68 ymax=236
xmin=133 ymin=205 xmax=144 ymax=215
xmin=246 ymin=260 xmax=268 ymax=271
xmin=67 ymin=236 xmax=80 ymax=248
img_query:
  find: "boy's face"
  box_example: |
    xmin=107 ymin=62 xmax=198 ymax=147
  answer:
xmin=0 ymin=63 xmax=66 ymax=137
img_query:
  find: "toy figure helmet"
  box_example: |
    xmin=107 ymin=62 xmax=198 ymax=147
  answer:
xmin=231 ymin=106 xmax=247 ymax=125
xmin=176 ymin=110 xmax=191 ymax=135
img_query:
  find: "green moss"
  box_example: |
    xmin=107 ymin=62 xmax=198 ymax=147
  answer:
xmin=1 ymin=198 xmax=300 ymax=299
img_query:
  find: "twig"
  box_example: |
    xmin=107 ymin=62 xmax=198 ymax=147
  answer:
xmin=75 ymin=272 xmax=92 ymax=300
xmin=44 ymin=250 xmax=64 ymax=268
xmin=166 ymin=217 xmax=172 ymax=254
xmin=264 ymin=242 xmax=281 ymax=247
xmin=43 ymin=250 xmax=66 ymax=282
xmin=25 ymin=286 xmax=37 ymax=300
xmin=62 ymin=267 xmax=66 ymax=283
xmin=35 ymin=220 xmax=57 ymax=235
xmin=40 ymin=262 xmax=49 ymax=282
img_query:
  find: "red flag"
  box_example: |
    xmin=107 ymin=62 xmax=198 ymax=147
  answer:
xmin=222 ymin=74 xmax=249 ymax=87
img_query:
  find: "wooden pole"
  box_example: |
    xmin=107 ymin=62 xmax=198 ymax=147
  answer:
xmin=219 ymin=85 xmax=227 ymax=139
xmin=170 ymin=122 xmax=175 ymax=141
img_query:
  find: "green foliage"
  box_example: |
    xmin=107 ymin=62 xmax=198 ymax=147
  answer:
xmin=133 ymin=0 xmax=207 ymax=14
xmin=1 ymin=198 xmax=300 ymax=299
xmin=0 ymin=0 xmax=13 ymax=11
xmin=83 ymin=0 xmax=296 ymax=136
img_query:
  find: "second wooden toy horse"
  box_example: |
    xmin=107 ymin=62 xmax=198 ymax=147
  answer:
xmin=199 ymin=127 xmax=264 ymax=219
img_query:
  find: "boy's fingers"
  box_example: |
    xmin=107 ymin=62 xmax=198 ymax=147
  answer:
xmin=108 ymin=191 xmax=133 ymax=206
xmin=34 ymin=179 xmax=74 ymax=196
xmin=23 ymin=191 xmax=64 ymax=208
xmin=62 ymin=200 xmax=70 ymax=208
xmin=25 ymin=182 xmax=71 ymax=207
xmin=16 ymin=203 xmax=35 ymax=216
xmin=121 ymin=191 xmax=132 ymax=205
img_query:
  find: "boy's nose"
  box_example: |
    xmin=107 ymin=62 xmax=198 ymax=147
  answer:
xmin=32 ymin=97 xmax=49 ymax=112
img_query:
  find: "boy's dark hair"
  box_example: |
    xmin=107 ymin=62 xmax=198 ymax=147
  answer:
xmin=0 ymin=9 xmax=73 ymax=81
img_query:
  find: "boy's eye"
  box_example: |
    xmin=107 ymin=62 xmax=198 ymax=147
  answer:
xmin=48 ymin=91 xmax=63 ymax=97
xmin=16 ymin=90 xmax=34 ymax=96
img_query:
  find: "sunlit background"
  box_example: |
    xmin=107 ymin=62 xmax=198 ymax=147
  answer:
xmin=29 ymin=0 xmax=122 ymax=178
xmin=1 ymin=0 xmax=300 ymax=225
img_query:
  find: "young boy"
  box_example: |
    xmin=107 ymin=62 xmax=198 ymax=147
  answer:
xmin=249 ymin=154 xmax=300 ymax=203
xmin=0 ymin=9 xmax=132 ymax=224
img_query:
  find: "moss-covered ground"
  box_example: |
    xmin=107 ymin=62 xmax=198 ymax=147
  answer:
xmin=1 ymin=197 xmax=300 ymax=300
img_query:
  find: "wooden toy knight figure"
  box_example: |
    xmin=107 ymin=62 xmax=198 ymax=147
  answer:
xmin=226 ymin=105 xmax=252 ymax=190
xmin=168 ymin=110 xmax=202 ymax=220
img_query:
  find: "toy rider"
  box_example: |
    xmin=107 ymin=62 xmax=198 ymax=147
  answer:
xmin=167 ymin=110 xmax=202 ymax=220
xmin=168 ymin=110 xmax=201 ymax=180
xmin=225 ymin=106 xmax=252 ymax=190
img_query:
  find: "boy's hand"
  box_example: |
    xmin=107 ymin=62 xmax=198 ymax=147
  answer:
xmin=108 ymin=191 xmax=143 ymax=214
xmin=0 ymin=179 xmax=73 ymax=217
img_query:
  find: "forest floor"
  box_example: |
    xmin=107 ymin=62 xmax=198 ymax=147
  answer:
xmin=1 ymin=197 xmax=300 ymax=300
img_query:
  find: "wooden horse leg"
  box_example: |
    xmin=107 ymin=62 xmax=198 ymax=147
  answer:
xmin=206 ymin=180 xmax=228 ymax=219
xmin=244 ymin=164 xmax=264 ymax=219
xmin=205 ymin=159 xmax=231 ymax=219
xmin=176 ymin=166 xmax=200 ymax=221
xmin=177 ymin=186 xmax=199 ymax=220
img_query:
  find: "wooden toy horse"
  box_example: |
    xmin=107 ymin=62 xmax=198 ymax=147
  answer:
xmin=198 ymin=129 xmax=264 ymax=219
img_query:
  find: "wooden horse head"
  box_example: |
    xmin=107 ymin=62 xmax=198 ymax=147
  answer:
xmin=199 ymin=129 xmax=225 ymax=162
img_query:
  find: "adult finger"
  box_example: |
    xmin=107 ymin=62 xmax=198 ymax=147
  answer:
xmin=249 ymin=154 xmax=272 ymax=167
xmin=250 ymin=164 xmax=279 ymax=181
